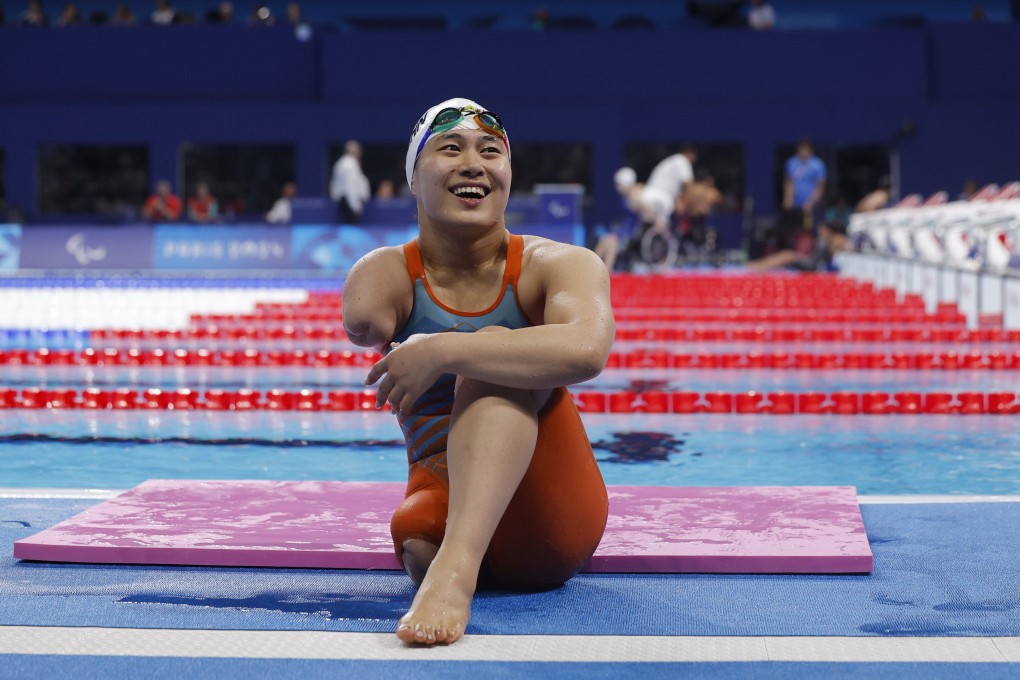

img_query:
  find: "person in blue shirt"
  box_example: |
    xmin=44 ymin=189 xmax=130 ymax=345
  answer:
xmin=782 ymin=138 xmax=827 ymax=227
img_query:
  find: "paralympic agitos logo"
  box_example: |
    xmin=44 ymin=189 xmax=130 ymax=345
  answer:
xmin=65 ymin=232 xmax=107 ymax=265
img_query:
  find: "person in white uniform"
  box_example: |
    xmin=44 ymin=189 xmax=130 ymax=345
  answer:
xmin=618 ymin=146 xmax=697 ymax=234
xmin=329 ymin=140 xmax=371 ymax=224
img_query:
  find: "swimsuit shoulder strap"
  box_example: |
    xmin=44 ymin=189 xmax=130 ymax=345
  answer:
xmin=502 ymin=233 xmax=524 ymax=288
xmin=405 ymin=233 xmax=522 ymax=287
xmin=402 ymin=240 xmax=426 ymax=282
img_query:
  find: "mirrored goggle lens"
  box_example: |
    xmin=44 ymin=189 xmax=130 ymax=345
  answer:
xmin=475 ymin=112 xmax=504 ymax=136
xmin=430 ymin=108 xmax=464 ymax=131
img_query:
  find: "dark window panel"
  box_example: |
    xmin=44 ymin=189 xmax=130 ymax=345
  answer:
xmin=37 ymin=145 xmax=149 ymax=217
xmin=181 ymin=144 xmax=295 ymax=217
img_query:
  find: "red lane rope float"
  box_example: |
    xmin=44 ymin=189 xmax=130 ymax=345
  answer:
xmin=4 ymin=348 xmax=1019 ymax=370
xmin=191 ymin=308 xmax=968 ymax=326
xmin=0 ymin=348 xmax=383 ymax=368
xmin=81 ymin=325 xmax=1019 ymax=346
xmin=2 ymin=388 xmax=1018 ymax=415
xmin=610 ymin=350 xmax=1020 ymax=370
xmin=613 ymin=327 xmax=1019 ymax=343
xmin=612 ymin=308 xmax=967 ymax=325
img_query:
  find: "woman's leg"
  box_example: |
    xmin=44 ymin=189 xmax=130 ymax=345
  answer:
xmin=395 ymin=371 xmax=549 ymax=645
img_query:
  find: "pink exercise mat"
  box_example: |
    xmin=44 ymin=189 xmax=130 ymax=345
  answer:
xmin=13 ymin=480 xmax=873 ymax=573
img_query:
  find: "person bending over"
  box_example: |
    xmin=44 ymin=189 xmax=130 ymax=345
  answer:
xmin=342 ymin=98 xmax=615 ymax=646
xmin=616 ymin=146 xmax=697 ymax=235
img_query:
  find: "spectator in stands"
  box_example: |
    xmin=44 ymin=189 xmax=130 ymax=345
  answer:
xmin=111 ymin=3 xmax=135 ymax=25
xmin=747 ymin=0 xmax=775 ymax=29
xmin=150 ymin=0 xmax=174 ymax=25
xmin=286 ymin=2 xmax=301 ymax=23
xmin=247 ymin=3 xmax=273 ymax=25
xmin=856 ymin=176 xmax=891 ymax=213
xmin=329 ymin=140 xmax=371 ymax=224
xmin=142 ymin=180 xmax=182 ymax=221
xmin=56 ymin=2 xmax=80 ymax=25
xmin=206 ymin=1 xmax=233 ymax=23
xmin=958 ymin=178 xmax=978 ymax=201
xmin=265 ymin=181 xmax=297 ymax=223
xmin=374 ymin=179 xmax=396 ymax=200
xmin=19 ymin=0 xmax=48 ymax=26
xmin=530 ymin=7 xmax=549 ymax=30
xmin=187 ymin=181 xmax=220 ymax=222
xmin=780 ymin=138 xmax=826 ymax=245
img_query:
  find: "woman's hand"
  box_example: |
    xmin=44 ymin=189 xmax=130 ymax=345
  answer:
xmin=364 ymin=333 xmax=445 ymax=413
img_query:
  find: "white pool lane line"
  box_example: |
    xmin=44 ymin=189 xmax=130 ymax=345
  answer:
xmin=0 ymin=627 xmax=1017 ymax=663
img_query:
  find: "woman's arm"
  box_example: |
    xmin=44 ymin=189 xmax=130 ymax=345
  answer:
xmin=367 ymin=244 xmax=615 ymax=412
xmin=342 ymin=246 xmax=411 ymax=351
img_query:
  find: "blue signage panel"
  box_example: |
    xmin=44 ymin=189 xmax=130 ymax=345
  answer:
xmin=153 ymin=225 xmax=291 ymax=269
xmin=0 ymin=224 xmax=21 ymax=270
xmin=9 ymin=222 xmax=584 ymax=272
xmin=291 ymin=222 xmax=582 ymax=275
xmin=514 ymin=224 xmax=585 ymax=246
xmin=20 ymin=224 xmax=153 ymax=269
xmin=291 ymin=224 xmax=418 ymax=273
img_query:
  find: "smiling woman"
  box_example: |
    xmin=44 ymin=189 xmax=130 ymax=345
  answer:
xmin=341 ymin=97 xmax=616 ymax=646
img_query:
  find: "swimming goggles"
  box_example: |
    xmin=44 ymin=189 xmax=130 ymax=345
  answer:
xmin=415 ymin=107 xmax=506 ymax=157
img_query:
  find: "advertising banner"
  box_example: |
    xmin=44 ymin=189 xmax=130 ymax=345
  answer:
xmin=10 ymin=221 xmax=585 ymax=273
xmin=291 ymin=224 xmax=418 ymax=273
xmin=291 ymin=222 xmax=583 ymax=275
xmin=153 ymin=225 xmax=291 ymax=269
xmin=20 ymin=224 xmax=153 ymax=269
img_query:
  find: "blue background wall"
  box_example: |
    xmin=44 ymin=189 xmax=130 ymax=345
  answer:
xmin=0 ymin=23 xmax=1018 ymax=227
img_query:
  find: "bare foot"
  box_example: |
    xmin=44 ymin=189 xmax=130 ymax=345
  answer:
xmin=396 ymin=552 xmax=477 ymax=645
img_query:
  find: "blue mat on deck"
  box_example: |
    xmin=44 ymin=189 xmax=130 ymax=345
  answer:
xmin=1 ymin=499 xmax=1019 ymax=637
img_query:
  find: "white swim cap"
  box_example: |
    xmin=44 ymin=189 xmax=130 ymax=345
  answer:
xmin=405 ymin=97 xmax=510 ymax=189
xmin=614 ymin=167 xmax=637 ymax=192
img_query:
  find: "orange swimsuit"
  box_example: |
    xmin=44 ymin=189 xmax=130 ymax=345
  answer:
xmin=388 ymin=233 xmax=608 ymax=590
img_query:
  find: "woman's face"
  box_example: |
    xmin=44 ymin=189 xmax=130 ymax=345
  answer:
xmin=412 ymin=128 xmax=511 ymax=231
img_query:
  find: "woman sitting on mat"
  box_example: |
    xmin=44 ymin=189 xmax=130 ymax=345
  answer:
xmin=342 ymin=98 xmax=615 ymax=646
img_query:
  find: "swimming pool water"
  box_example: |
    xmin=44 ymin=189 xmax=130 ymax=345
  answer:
xmin=3 ymin=412 xmax=1018 ymax=495
xmin=2 ymin=280 xmax=1018 ymax=500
